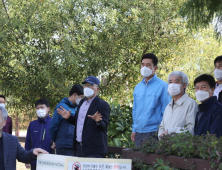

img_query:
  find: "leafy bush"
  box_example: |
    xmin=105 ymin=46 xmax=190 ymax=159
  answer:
xmin=133 ymin=158 xmax=180 ymax=170
xmin=134 ymin=132 xmax=222 ymax=168
xmin=108 ymin=104 xmax=134 ymax=148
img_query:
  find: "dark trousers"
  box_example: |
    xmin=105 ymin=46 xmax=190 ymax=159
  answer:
xmin=56 ymin=148 xmax=75 ymax=156
xmin=76 ymin=142 xmax=105 ymax=158
xmin=31 ymin=165 xmax=36 ymax=170
xmin=135 ymin=131 xmax=158 ymax=147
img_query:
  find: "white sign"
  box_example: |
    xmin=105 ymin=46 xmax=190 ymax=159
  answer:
xmin=66 ymin=157 xmax=132 ymax=170
xmin=36 ymin=154 xmax=132 ymax=170
xmin=37 ymin=154 xmax=69 ymax=170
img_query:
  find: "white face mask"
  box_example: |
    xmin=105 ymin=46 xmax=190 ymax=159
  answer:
xmin=76 ymin=98 xmax=81 ymax=105
xmin=195 ymin=90 xmax=210 ymax=102
xmin=214 ymin=69 xmax=222 ymax=80
xmin=84 ymin=87 xmax=94 ymax=98
xmin=0 ymin=103 xmax=5 ymax=108
xmin=141 ymin=67 xmax=153 ymax=77
xmin=36 ymin=109 xmax=47 ymax=118
xmin=168 ymin=83 xmax=182 ymax=96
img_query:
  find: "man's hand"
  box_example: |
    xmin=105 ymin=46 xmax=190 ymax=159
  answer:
xmin=51 ymin=142 xmax=56 ymax=150
xmin=57 ymin=106 xmax=71 ymax=119
xmin=131 ymin=132 xmax=135 ymax=142
xmin=159 ymin=130 xmax=168 ymax=138
xmin=88 ymin=111 xmax=102 ymax=122
xmin=33 ymin=148 xmax=49 ymax=156
xmin=25 ymin=164 xmax=30 ymax=169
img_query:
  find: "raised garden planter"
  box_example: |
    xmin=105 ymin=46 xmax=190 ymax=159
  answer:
xmin=122 ymin=148 xmax=220 ymax=170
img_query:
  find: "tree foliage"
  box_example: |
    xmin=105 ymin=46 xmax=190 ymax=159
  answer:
xmin=0 ymin=0 xmax=222 ymax=131
xmin=0 ymin=0 xmax=187 ymax=109
xmin=180 ymin=0 xmax=222 ymax=39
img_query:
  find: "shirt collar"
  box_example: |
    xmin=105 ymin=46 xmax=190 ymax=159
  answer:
xmin=169 ymin=93 xmax=188 ymax=106
xmin=215 ymin=82 xmax=222 ymax=88
xmin=142 ymin=74 xmax=157 ymax=84
xmin=85 ymin=95 xmax=97 ymax=104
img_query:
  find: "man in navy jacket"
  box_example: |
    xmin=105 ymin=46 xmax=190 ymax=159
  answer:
xmin=194 ymin=74 xmax=222 ymax=138
xmin=25 ymin=99 xmax=52 ymax=170
xmin=49 ymin=84 xmax=84 ymax=156
xmin=57 ymin=76 xmax=110 ymax=158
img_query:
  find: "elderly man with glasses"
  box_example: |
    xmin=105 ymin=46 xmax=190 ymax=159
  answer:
xmin=57 ymin=76 xmax=110 ymax=158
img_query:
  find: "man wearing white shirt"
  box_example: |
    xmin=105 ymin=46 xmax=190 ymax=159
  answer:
xmin=213 ymin=55 xmax=222 ymax=103
xmin=158 ymin=71 xmax=198 ymax=138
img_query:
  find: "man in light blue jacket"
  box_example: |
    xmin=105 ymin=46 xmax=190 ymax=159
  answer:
xmin=49 ymin=84 xmax=84 ymax=156
xmin=131 ymin=53 xmax=171 ymax=147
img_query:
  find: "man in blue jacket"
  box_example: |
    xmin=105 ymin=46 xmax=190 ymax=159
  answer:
xmin=25 ymin=99 xmax=52 ymax=170
xmin=49 ymin=84 xmax=84 ymax=156
xmin=131 ymin=53 xmax=171 ymax=146
xmin=57 ymin=76 xmax=110 ymax=158
xmin=194 ymin=74 xmax=222 ymax=137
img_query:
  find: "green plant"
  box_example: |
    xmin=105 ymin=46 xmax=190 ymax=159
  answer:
xmin=108 ymin=104 xmax=134 ymax=148
xmin=134 ymin=132 xmax=222 ymax=169
xmin=133 ymin=158 xmax=181 ymax=170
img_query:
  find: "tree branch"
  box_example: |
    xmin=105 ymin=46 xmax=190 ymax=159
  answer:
xmin=2 ymin=0 xmax=10 ymax=19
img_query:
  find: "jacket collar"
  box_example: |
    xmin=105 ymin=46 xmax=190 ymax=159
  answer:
xmin=38 ymin=115 xmax=51 ymax=123
xmin=63 ymin=97 xmax=77 ymax=108
xmin=169 ymin=93 xmax=188 ymax=106
xmin=199 ymin=96 xmax=217 ymax=112
xmin=142 ymin=74 xmax=157 ymax=85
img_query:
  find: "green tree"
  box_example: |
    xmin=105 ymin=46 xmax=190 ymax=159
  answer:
xmin=0 ymin=0 xmax=188 ymax=109
xmin=0 ymin=0 xmax=221 ymax=135
xmin=180 ymin=0 xmax=222 ymax=39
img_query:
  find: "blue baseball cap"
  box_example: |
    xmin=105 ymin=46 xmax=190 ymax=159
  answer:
xmin=82 ymin=76 xmax=100 ymax=86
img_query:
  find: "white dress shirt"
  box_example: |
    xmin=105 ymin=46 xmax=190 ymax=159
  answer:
xmin=214 ymin=83 xmax=222 ymax=99
xmin=158 ymin=93 xmax=198 ymax=138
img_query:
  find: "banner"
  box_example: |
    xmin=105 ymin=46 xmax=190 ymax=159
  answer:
xmin=66 ymin=157 xmax=132 ymax=170
xmin=36 ymin=154 xmax=132 ymax=170
xmin=37 ymin=154 xmax=68 ymax=170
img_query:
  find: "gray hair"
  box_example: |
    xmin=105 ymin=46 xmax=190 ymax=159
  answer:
xmin=168 ymin=71 xmax=189 ymax=89
xmin=0 ymin=105 xmax=8 ymax=120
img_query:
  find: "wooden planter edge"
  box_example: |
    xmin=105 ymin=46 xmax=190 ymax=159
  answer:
xmin=122 ymin=148 xmax=220 ymax=170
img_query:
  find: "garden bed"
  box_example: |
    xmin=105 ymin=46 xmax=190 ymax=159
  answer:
xmin=122 ymin=148 xmax=220 ymax=170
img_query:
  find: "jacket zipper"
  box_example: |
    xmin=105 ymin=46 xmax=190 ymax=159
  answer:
xmin=39 ymin=123 xmax=43 ymax=147
xmin=42 ymin=129 xmax=46 ymax=140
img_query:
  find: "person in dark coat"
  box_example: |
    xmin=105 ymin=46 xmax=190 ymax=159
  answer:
xmin=0 ymin=105 xmax=48 ymax=170
xmin=213 ymin=55 xmax=222 ymax=104
xmin=57 ymin=76 xmax=110 ymax=158
xmin=25 ymin=99 xmax=52 ymax=170
xmin=194 ymin=74 xmax=222 ymax=137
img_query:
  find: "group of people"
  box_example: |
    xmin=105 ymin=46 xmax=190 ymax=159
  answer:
xmin=131 ymin=53 xmax=222 ymax=147
xmin=25 ymin=76 xmax=110 ymax=170
xmin=1 ymin=53 xmax=222 ymax=170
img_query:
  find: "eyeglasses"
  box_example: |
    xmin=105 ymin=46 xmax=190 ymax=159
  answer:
xmin=83 ymin=84 xmax=94 ymax=88
xmin=78 ymin=96 xmax=85 ymax=99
